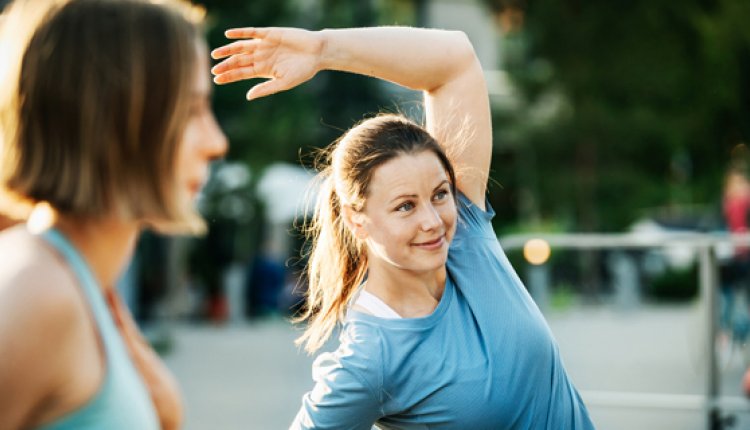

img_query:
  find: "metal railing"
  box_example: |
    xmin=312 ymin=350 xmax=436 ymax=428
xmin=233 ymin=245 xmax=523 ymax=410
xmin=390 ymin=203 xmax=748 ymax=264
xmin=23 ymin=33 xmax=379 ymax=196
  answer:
xmin=499 ymin=231 xmax=750 ymax=430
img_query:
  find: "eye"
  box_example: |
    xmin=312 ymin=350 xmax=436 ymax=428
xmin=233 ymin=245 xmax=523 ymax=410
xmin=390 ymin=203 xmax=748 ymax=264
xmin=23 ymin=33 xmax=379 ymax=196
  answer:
xmin=433 ymin=188 xmax=450 ymax=201
xmin=396 ymin=201 xmax=415 ymax=212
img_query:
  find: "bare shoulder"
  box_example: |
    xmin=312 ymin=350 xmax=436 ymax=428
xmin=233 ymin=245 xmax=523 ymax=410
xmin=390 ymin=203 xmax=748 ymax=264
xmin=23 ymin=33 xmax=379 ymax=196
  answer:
xmin=0 ymin=226 xmax=81 ymax=315
xmin=0 ymin=226 xmax=86 ymax=416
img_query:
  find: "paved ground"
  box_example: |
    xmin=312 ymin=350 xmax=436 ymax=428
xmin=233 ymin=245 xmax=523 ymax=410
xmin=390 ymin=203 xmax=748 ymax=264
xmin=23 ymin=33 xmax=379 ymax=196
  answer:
xmin=163 ymin=303 xmax=750 ymax=430
xmin=163 ymin=319 xmax=313 ymax=430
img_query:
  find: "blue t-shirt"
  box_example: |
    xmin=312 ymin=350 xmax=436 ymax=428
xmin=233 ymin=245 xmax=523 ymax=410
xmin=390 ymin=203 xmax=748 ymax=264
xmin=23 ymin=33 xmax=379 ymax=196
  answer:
xmin=291 ymin=193 xmax=595 ymax=430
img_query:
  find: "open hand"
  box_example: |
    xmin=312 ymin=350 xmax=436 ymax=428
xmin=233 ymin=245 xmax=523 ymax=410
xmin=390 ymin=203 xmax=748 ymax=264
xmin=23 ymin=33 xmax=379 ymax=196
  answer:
xmin=211 ymin=27 xmax=324 ymax=100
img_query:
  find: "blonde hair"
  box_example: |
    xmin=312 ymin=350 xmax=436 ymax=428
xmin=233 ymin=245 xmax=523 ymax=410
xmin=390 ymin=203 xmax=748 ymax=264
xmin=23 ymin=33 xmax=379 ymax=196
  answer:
xmin=0 ymin=0 xmax=207 ymax=234
xmin=295 ymin=114 xmax=456 ymax=354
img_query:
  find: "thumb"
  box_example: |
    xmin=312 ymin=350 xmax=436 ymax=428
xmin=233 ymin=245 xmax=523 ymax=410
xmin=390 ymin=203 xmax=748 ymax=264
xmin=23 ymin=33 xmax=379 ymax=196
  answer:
xmin=246 ymin=78 xmax=289 ymax=101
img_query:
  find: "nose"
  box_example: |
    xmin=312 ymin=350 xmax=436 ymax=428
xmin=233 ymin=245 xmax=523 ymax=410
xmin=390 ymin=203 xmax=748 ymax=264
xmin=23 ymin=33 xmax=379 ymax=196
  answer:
xmin=419 ymin=202 xmax=443 ymax=232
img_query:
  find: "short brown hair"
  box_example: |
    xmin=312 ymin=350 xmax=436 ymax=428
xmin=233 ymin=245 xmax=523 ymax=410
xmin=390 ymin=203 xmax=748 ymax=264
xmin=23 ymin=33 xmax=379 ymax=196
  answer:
xmin=0 ymin=0 xmax=206 ymax=233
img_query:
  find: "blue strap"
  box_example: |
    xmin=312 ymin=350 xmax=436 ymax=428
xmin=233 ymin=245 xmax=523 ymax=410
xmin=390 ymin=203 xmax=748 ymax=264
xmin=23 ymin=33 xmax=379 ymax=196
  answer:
xmin=40 ymin=228 xmax=119 ymax=344
xmin=36 ymin=228 xmax=160 ymax=430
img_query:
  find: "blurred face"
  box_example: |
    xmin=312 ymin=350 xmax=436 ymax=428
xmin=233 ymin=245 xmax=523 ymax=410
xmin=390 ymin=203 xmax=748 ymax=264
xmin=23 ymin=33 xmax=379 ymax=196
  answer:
xmin=175 ymin=43 xmax=228 ymax=204
xmin=352 ymin=151 xmax=457 ymax=275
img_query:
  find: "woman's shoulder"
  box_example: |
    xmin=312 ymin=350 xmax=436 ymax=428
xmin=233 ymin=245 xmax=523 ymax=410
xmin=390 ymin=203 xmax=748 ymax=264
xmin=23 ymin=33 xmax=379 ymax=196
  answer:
xmin=0 ymin=225 xmax=85 ymax=340
xmin=312 ymin=322 xmax=385 ymax=387
xmin=337 ymin=320 xmax=385 ymax=359
xmin=1 ymin=225 xmax=73 ymax=287
xmin=453 ymin=190 xmax=496 ymax=238
xmin=0 ymin=226 xmax=91 ymax=426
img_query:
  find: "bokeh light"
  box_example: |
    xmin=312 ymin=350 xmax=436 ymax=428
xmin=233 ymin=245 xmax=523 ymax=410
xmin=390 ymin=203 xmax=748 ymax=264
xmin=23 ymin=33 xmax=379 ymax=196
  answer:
xmin=523 ymin=238 xmax=551 ymax=265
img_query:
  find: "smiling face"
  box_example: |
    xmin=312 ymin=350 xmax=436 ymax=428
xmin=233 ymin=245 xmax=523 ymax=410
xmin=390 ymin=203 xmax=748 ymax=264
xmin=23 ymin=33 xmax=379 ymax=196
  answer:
xmin=174 ymin=42 xmax=228 ymax=206
xmin=350 ymin=150 xmax=457 ymax=276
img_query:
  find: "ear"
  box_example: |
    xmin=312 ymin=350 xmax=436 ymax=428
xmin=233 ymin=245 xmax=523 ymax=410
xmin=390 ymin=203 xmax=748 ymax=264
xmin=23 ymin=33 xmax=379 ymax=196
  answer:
xmin=341 ymin=205 xmax=368 ymax=240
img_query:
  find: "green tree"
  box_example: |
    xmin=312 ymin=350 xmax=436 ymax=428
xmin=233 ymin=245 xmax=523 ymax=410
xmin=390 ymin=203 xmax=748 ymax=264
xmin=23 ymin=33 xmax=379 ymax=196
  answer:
xmin=200 ymin=0 xmax=319 ymax=170
xmin=483 ymin=0 xmax=750 ymax=232
xmin=199 ymin=0 xmax=406 ymax=171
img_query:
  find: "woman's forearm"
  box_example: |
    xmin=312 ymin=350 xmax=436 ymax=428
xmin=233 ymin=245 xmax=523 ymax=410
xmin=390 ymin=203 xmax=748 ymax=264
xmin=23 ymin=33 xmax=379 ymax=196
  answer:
xmin=317 ymin=27 xmax=478 ymax=94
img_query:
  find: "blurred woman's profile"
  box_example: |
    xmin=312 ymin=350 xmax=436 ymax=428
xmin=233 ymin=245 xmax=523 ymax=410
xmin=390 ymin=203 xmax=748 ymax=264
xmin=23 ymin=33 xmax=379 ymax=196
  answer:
xmin=0 ymin=0 xmax=227 ymax=429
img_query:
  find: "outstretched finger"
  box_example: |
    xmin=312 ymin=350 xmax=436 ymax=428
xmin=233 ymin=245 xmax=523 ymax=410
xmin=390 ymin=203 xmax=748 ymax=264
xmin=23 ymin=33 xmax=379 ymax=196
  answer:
xmin=210 ymin=39 xmax=259 ymax=60
xmin=211 ymin=54 xmax=253 ymax=76
xmin=225 ymin=27 xmax=270 ymax=40
xmin=213 ymin=66 xmax=261 ymax=85
xmin=246 ymin=79 xmax=289 ymax=101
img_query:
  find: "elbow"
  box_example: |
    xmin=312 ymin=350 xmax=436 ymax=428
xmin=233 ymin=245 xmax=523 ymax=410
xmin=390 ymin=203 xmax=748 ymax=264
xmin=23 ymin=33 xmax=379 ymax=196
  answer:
xmin=432 ymin=30 xmax=481 ymax=91
xmin=450 ymin=30 xmax=479 ymax=69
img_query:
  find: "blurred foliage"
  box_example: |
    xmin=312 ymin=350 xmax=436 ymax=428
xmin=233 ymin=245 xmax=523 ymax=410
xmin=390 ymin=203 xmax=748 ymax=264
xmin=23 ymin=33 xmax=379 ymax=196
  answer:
xmin=483 ymin=0 xmax=750 ymax=232
xmin=549 ymin=284 xmax=575 ymax=311
xmin=645 ymin=264 xmax=699 ymax=302
xmin=199 ymin=0 xmax=412 ymax=172
xmin=200 ymin=0 xmax=317 ymax=172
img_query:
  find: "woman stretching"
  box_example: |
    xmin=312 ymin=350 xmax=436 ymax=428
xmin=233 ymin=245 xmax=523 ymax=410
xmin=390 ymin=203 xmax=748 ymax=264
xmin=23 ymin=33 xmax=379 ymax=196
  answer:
xmin=213 ymin=26 xmax=595 ymax=429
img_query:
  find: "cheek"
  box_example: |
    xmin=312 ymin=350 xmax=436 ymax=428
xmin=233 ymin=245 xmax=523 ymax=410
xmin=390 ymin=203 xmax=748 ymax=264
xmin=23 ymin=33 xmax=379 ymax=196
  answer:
xmin=181 ymin=120 xmax=200 ymax=151
xmin=176 ymin=122 xmax=199 ymax=170
xmin=373 ymin=218 xmax=405 ymax=241
xmin=442 ymin=204 xmax=458 ymax=238
xmin=366 ymin=216 xmax=409 ymax=248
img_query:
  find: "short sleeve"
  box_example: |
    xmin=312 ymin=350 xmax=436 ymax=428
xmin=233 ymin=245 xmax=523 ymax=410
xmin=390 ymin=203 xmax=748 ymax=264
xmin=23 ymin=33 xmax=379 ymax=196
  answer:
xmin=290 ymin=332 xmax=383 ymax=430
xmin=454 ymin=191 xmax=496 ymax=239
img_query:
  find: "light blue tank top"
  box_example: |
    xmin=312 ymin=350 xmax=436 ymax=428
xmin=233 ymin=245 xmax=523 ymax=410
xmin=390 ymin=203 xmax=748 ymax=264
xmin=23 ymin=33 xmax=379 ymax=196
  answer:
xmin=37 ymin=228 xmax=159 ymax=430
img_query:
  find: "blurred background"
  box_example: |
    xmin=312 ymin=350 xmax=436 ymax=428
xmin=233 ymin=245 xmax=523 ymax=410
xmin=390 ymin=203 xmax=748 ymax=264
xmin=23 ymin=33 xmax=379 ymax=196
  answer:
xmin=4 ymin=0 xmax=750 ymax=428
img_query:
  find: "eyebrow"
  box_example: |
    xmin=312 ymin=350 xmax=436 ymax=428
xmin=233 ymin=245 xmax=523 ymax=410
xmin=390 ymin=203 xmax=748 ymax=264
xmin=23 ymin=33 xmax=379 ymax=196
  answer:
xmin=387 ymin=179 xmax=450 ymax=205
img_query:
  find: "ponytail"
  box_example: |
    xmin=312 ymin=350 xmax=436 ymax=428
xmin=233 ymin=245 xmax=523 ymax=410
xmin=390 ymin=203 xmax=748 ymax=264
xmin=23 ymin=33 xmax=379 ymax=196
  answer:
xmin=294 ymin=172 xmax=367 ymax=354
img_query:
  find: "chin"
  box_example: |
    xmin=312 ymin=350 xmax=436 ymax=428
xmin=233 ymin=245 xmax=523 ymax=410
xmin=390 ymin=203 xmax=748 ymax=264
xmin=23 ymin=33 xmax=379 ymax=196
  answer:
xmin=411 ymin=255 xmax=448 ymax=273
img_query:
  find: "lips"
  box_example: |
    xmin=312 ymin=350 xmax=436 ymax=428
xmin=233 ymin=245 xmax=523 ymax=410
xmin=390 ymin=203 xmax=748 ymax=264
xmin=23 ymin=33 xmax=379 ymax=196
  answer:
xmin=412 ymin=235 xmax=446 ymax=249
xmin=188 ymin=180 xmax=204 ymax=196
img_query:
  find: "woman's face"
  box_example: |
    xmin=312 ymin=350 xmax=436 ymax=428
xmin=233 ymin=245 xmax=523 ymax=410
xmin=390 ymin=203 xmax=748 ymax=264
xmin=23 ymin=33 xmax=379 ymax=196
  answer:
xmin=352 ymin=150 xmax=457 ymax=275
xmin=175 ymin=43 xmax=228 ymax=204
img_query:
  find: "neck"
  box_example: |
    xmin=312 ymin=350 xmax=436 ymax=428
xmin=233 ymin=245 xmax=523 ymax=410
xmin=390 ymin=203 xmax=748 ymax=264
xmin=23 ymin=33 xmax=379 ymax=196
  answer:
xmin=53 ymin=214 xmax=140 ymax=290
xmin=364 ymin=258 xmax=446 ymax=318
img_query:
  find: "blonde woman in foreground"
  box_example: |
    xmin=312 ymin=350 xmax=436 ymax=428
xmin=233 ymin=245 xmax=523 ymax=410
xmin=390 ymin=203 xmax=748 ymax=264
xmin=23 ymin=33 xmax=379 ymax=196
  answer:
xmin=0 ymin=0 xmax=227 ymax=428
xmin=213 ymin=25 xmax=595 ymax=429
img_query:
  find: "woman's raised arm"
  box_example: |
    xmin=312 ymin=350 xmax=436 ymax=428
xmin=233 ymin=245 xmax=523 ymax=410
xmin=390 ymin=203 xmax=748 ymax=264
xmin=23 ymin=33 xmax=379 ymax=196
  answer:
xmin=211 ymin=26 xmax=492 ymax=207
